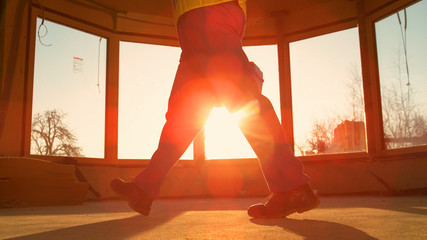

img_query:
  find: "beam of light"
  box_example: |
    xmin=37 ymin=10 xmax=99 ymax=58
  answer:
xmin=231 ymin=99 xmax=261 ymax=123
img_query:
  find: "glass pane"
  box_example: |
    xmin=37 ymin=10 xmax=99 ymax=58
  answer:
xmin=290 ymin=28 xmax=366 ymax=156
xmin=32 ymin=18 xmax=106 ymax=158
xmin=118 ymin=42 xmax=193 ymax=159
xmin=376 ymin=0 xmax=427 ymax=149
xmin=204 ymin=45 xmax=281 ymax=159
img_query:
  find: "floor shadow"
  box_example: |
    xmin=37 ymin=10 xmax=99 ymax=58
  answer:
xmin=4 ymin=214 xmax=166 ymax=240
xmin=0 ymin=201 xmax=136 ymax=216
xmin=317 ymin=196 xmax=427 ymax=216
xmin=251 ymin=218 xmax=379 ymax=240
xmin=3 ymin=198 xmax=254 ymax=240
xmin=1 ymin=198 xmax=254 ymax=240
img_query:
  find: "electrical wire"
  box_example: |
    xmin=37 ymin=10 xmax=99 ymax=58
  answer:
xmin=396 ymin=9 xmax=410 ymax=86
xmin=97 ymin=37 xmax=102 ymax=93
xmin=34 ymin=0 xmax=52 ymax=47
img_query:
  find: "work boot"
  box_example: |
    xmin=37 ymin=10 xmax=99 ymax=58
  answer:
xmin=247 ymin=183 xmax=320 ymax=219
xmin=110 ymin=178 xmax=153 ymax=216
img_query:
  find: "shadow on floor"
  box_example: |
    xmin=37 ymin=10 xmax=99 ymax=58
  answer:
xmin=3 ymin=196 xmax=426 ymax=240
xmin=6 ymin=215 xmax=380 ymax=240
xmin=251 ymin=218 xmax=379 ymax=240
xmin=4 ymin=214 xmax=164 ymax=240
xmin=316 ymin=196 xmax=427 ymax=216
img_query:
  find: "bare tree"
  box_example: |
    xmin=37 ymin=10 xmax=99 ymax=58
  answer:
xmin=31 ymin=109 xmax=83 ymax=156
xmin=299 ymin=8 xmax=427 ymax=153
xmin=381 ymin=45 xmax=427 ymax=148
xmin=300 ymin=64 xmax=366 ymax=155
xmin=346 ymin=63 xmax=365 ymax=122
xmin=304 ymin=119 xmax=338 ymax=155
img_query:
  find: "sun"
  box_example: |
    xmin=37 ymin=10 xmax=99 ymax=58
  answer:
xmin=204 ymin=107 xmax=256 ymax=159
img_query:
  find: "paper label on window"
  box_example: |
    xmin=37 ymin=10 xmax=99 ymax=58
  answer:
xmin=73 ymin=57 xmax=83 ymax=74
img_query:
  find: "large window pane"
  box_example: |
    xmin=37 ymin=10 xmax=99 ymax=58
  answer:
xmin=375 ymin=0 xmax=427 ymax=149
xmin=204 ymin=45 xmax=281 ymax=159
xmin=290 ymin=28 xmax=366 ymax=156
xmin=118 ymin=42 xmax=193 ymax=159
xmin=32 ymin=18 xmax=106 ymax=158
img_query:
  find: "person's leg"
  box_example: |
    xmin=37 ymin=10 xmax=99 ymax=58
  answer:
xmin=111 ymin=57 xmax=216 ymax=214
xmin=184 ymin=2 xmax=310 ymax=192
xmin=235 ymin=95 xmax=310 ymax=192
xmin=113 ymin=4 xmax=223 ymax=204
xmin=178 ymin=3 xmax=319 ymax=218
xmin=133 ymin=59 xmax=216 ymax=199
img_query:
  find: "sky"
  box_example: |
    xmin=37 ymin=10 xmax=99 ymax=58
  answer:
xmin=32 ymin=20 xmax=107 ymax=157
xmin=290 ymin=27 xmax=363 ymax=152
xmin=375 ymin=0 xmax=427 ymax=105
xmin=32 ymin=0 xmax=427 ymax=158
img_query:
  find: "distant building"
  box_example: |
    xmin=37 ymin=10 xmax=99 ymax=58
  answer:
xmin=333 ymin=120 xmax=366 ymax=152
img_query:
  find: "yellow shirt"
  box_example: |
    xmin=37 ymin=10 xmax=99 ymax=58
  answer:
xmin=172 ymin=0 xmax=247 ymax=23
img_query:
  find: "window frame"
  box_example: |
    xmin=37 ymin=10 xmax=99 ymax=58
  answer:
xmin=371 ymin=0 xmax=427 ymax=154
xmin=25 ymin=0 xmax=427 ymax=166
xmin=283 ymin=17 xmax=370 ymax=162
xmin=26 ymin=6 xmax=115 ymax=165
xmin=368 ymin=0 xmax=427 ymax=158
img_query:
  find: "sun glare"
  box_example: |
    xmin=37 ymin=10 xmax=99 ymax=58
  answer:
xmin=231 ymin=99 xmax=261 ymax=122
xmin=204 ymin=107 xmax=256 ymax=159
xmin=203 ymin=45 xmax=279 ymax=160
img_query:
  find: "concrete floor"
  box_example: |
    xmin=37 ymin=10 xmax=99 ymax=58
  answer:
xmin=1 ymin=196 xmax=426 ymax=240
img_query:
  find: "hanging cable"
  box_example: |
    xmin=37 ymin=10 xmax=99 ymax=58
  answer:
xmin=396 ymin=9 xmax=412 ymax=118
xmin=96 ymin=37 xmax=102 ymax=93
xmin=396 ymin=9 xmax=410 ymax=86
xmin=34 ymin=0 xmax=52 ymax=47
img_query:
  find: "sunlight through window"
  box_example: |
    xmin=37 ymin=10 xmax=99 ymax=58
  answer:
xmin=118 ymin=42 xmax=193 ymax=159
xmin=204 ymin=45 xmax=281 ymax=159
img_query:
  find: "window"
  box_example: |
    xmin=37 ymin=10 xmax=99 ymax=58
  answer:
xmin=375 ymin=0 xmax=427 ymax=149
xmin=204 ymin=45 xmax=281 ymax=159
xmin=118 ymin=44 xmax=280 ymax=160
xmin=118 ymin=42 xmax=193 ymax=159
xmin=290 ymin=28 xmax=366 ymax=156
xmin=31 ymin=18 xmax=106 ymax=158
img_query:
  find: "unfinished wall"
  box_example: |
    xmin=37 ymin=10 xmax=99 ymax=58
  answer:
xmin=0 ymin=0 xmax=30 ymax=156
xmin=78 ymin=157 xmax=427 ymax=200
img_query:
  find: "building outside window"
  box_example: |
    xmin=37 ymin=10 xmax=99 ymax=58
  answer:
xmin=290 ymin=27 xmax=366 ymax=156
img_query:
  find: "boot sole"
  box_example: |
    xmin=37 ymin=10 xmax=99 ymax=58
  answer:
xmin=282 ymin=197 xmax=320 ymax=218
xmin=249 ymin=198 xmax=320 ymax=219
xmin=110 ymin=179 xmax=151 ymax=216
xmin=128 ymin=202 xmax=150 ymax=216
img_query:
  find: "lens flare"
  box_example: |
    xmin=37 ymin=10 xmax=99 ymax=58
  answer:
xmin=231 ymin=99 xmax=261 ymax=123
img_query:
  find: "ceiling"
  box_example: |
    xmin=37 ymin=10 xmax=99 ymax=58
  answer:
xmin=74 ymin=0 xmax=359 ymax=44
xmin=40 ymin=0 xmax=398 ymax=46
xmin=85 ymin=0 xmax=348 ymax=18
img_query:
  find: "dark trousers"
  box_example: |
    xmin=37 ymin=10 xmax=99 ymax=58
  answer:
xmin=135 ymin=2 xmax=309 ymax=198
